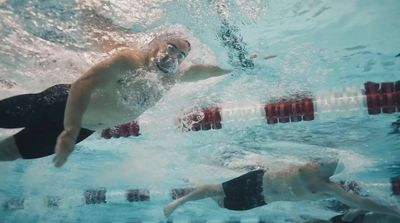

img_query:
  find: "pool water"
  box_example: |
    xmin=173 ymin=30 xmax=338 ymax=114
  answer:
xmin=0 ymin=0 xmax=399 ymax=222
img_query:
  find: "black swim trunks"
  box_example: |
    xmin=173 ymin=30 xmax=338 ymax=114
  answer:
xmin=0 ymin=84 xmax=94 ymax=159
xmin=222 ymin=169 xmax=266 ymax=210
xmin=329 ymin=213 xmax=365 ymax=223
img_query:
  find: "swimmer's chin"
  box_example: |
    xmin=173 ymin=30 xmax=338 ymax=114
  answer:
xmin=156 ymin=62 xmax=177 ymax=75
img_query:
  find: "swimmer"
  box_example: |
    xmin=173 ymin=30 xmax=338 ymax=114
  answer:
xmin=307 ymin=208 xmax=400 ymax=223
xmin=163 ymin=160 xmax=400 ymax=218
xmin=0 ymin=37 xmax=231 ymax=166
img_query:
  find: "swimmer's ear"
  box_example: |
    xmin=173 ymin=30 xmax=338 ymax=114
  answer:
xmin=334 ymin=161 xmax=345 ymax=175
xmin=316 ymin=158 xmax=340 ymax=178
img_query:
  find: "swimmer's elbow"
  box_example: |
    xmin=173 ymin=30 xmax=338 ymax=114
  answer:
xmin=70 ymin=80 xmax=96 ymax=98
xmin=74 ymin=71 xmax=99 ymax=88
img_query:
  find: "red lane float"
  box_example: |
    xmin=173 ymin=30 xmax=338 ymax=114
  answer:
xmin=101 ymin=121 xmax=140 ymax=139
xmin=178 ymin=107 xmax=222 ymax=131
xmin=264 ymin=97 xmax=314 ymax=124
xmin=364 ymin=81 xmax=400 ymax=114
xmin=101 ymin=80 xmax=400 ymax=139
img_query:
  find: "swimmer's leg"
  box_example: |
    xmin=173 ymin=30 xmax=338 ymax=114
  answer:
xmin=0 ymin=136 xmax=21 ymax=161
xmin=164 ymin=184 xmax=224 ymax=217
xmin=0 ymin=84 xmax=71 ymax=128
xmin=0 ymin=84 xmax=93 ymax=160
xmin=0 ymin=93 xmax=45 ymax=128
xmin=0 ymin=92 xmax=45 ymax=160
xmin=13 ymin=126 xmax=94 ymax=159
xmin=211 ymin=195 xmax=225 ymax=207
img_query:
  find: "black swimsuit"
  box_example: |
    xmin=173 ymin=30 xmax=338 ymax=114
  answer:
xmin=222 ymin=169 xmax=266 ymax=210
xmin=329 ymin=213 xmax=365 ymax=223
xmin=0 ymin=84 xmax=94 ymax=159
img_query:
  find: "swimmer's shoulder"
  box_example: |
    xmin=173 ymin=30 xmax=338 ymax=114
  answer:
xmin=114 ymin=49 xmax=147 ymax=67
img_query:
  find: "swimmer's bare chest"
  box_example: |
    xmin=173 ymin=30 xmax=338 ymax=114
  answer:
xmin=81 ymin=90 xmax=134 ymax=130
xmin=81 ymin=76 xmax=165 ymax=130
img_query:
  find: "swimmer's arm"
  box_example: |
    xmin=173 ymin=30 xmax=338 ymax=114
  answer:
xmin=80 ymin=9 xmax=134 ymax=53
xmin=64 ymin=51 xmax=139 ymax=137
xmin=54 ymin=51 xmax=140 ymax=167
xmin=326 ymin=182 xmax=400 ymax=217
xmin=180 ymin=64 xmax=231 ymax=82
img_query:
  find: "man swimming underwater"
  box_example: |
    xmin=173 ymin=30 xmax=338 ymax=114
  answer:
xmin=0 ymin=37 xmax=230 ymax=167
xmin=164 ymin=160 xmax=400 ymax=219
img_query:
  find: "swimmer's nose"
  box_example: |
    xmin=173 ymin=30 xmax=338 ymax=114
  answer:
xmin=169 ymin=53 xmax=178 ymax=60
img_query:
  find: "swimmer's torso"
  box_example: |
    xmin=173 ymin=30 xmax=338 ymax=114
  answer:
xmin=81 ymin=68 xmax=171 ymax=130
xmin=262 ymin=165 xmax=330 ymax=202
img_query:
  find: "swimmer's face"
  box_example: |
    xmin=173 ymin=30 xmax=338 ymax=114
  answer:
xmin=155 ymin=39 xmax=191 ymax=75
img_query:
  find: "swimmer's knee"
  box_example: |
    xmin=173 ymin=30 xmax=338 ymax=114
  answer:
xmin=202 ymin=184 xmax=224 ymax=196
xmin=212 ymin=196 xmax=224 ymax=207
xmin=0 ymin=136 xmax=22 ymax=161
xmin=201 ymin=184 xmax=218 ymax=191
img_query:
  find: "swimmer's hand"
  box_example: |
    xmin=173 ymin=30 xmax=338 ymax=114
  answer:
xmin=180 ymin=65 xmax=231 ymax=82
xmin=53 ymin=130 xmax=77 ymax=167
